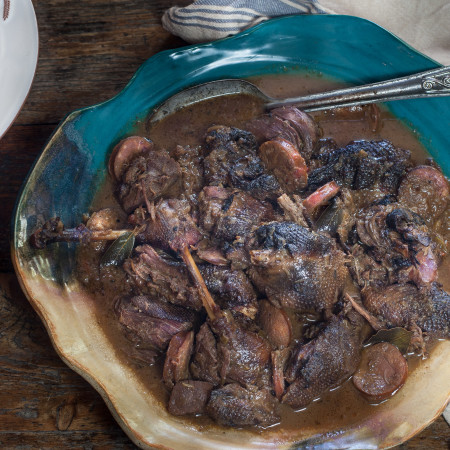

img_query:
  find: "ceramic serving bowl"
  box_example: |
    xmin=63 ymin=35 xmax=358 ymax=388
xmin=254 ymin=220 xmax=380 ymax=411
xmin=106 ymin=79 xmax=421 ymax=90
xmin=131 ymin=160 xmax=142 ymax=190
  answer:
xmin=12 ymin=15 xmax=450 ymax=449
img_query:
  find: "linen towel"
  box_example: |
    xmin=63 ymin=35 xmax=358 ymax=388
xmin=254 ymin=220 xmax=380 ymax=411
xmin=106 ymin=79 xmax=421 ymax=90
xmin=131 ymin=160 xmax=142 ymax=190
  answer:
xmin=162 ymin=0 xmax=450 ymax=65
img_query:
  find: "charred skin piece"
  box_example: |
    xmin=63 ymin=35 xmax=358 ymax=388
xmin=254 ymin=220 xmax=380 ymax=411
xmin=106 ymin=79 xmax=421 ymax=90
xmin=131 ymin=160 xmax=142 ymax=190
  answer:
xmin=282 ymin=308 xmax=365 ymax=409
xmin=117 ymin=149 xmax=182 ymax=213
xmin=204 ymin=126 xmax=282 ymax=200
xmin=354 ymin=204 xmax=443 ymax=286
xmin=249 ymin=222 xmax=348 ymax=313
xmin=362 ymin=282 xmax=450 ymax=339
xmin=207 ymin=383 xmax=280 ymax=427
xmin=114 ymin=295 xmax=195 ymax=360
xmin=199 ymin=186 xmax=275 ymax=242
xmin=307 ymin=139 xmax=411 ymax=193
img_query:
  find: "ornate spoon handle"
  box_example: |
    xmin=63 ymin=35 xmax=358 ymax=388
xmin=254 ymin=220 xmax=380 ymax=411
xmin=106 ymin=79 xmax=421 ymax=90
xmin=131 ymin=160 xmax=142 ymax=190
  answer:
xmin=268 ymin=66 xmax=450 ymax=111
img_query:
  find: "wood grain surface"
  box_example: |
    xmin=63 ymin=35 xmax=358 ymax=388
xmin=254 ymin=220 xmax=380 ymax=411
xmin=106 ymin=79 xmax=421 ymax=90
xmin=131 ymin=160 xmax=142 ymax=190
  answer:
xmin=0 ymin=1 xmax=448 ymax=448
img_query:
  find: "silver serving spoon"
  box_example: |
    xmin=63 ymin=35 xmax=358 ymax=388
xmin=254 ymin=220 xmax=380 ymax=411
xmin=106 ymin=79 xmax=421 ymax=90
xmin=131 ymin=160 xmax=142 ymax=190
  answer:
xmin=149 ymin=65 xmax=450 ymax=125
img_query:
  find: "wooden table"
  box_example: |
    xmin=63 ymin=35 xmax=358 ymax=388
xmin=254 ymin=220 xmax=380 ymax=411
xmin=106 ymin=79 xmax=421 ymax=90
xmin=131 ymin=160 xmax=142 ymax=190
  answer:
xmin=0 ymin=1 xmax=448 ymax=448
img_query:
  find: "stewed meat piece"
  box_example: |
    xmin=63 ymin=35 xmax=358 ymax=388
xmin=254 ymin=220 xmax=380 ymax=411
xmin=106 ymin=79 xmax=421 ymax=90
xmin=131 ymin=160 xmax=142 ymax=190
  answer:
xmin=114 ymin=295 xmax=195 ymax=360
xmin=211 ymin=310 xmax=272 ymax=388
xmin=249 ymin=222 xmax=348 ymax=313
xmin=190 ymin=322 xmax=221 ymax=385
xmin=398 ymin=165 xmax=449 ymax=222
xmin=207 ymin=383 xmax=280 ymax=427
xmin=362 ymin=282 xmax=450 ymax=338
xmin=116 ymin=147 xmax=182 ymax=213
xmin=168 ymin=381 xmax=214 ymax=416
xmin=130 ymin=199 xmax=203 ymax=253
xmin=283 ymin=308 xmax=365 ymax=409
xmin=123 ymin=245 xmax=202 ymax=310
xmin=307 ymin=139 xmax=411 ymax=192
xmin=198 ymin=186 xmax=275 ymax=242
xmin=354 ymin=204 xmax=443 ymax=286
xmin=173 ymin=144 xmax=205 ymax=207
xmin=204 ymin=126 xmax=282 ymax=200
xmin=200 ymin=265 xmax=258 ymax=319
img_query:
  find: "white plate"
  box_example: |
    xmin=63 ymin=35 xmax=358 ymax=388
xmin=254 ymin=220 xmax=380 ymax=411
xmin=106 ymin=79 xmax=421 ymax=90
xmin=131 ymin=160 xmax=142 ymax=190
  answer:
xmin=0 ymin=0 xmax=38 ymax=139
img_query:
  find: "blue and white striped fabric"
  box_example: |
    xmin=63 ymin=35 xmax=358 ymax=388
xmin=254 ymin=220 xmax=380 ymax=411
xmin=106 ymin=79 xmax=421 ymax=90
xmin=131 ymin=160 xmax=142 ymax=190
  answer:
xmin=162 ymin=0 xmax=325 ymax=43
xmin=162 ymin=0 xmax=450 ymax=66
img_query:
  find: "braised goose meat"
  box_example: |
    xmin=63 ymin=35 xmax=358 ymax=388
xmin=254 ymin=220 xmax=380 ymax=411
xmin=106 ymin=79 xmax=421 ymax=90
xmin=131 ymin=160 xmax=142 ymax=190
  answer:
xmin=204 ymin=125 xmax=283 ymax=200
xmin=123 ymin=245 xmax=203 ymax=310
xmin=282 ymin=307 xmax=365 ymax=409
xmin=362 ymin=283 xmax=450 ymax=339
xmin=207 ymin=383 xmax=280 ymax=427
xmin=249 ymin=221 xmax=348 ymax=313
xmin=307 ymin=139 xmax=411 ymax=192
xmin=29 ymin=103 xmax=450 ymax=430
xmin=111 ymin=137 xmax=182 ymax=213
xmin=353 ymin=204 xmax=443 ymax=287
xmin=114 ymin=295 xmax=196 ymax=362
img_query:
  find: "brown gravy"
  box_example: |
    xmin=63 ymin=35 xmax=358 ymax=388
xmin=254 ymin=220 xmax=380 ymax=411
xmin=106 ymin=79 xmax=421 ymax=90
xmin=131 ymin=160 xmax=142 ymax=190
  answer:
xmin=77 ymin=74 xmax=448 ymax=434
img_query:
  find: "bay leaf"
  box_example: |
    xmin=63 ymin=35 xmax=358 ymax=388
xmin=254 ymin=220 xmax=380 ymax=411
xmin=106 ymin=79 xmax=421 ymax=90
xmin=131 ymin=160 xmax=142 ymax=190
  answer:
xmin=366 ymin=327 xmax=413 ymax=354
xmin=100 ymin=231 xmax=135 ymax=268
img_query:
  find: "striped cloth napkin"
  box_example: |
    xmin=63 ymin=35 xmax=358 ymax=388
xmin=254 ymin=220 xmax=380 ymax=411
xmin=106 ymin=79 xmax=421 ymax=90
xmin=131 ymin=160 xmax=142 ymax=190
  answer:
xmin=162 ymin=0 xmax=450 ymax=65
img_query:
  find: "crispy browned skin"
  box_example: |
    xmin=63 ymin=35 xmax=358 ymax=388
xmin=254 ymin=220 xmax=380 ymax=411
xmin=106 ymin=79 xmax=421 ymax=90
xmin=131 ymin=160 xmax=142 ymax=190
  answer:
xmin=362 ymin=283 xmax=450 ymax=338
xmin=249 ymin=221 xmax=348 ymax=313
xmin=282 ymin=309 xmax=365 ymax=409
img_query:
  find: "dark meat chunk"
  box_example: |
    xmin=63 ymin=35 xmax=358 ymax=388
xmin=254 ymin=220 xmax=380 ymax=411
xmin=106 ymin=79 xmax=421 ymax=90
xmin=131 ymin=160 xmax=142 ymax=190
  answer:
xmin=123 ymin=245 xmax=202 ymax=310
xmin=354 ymin=204 xmax=443 ymax=286
xmin=211 ymin=310 xmax=272 ymax=387
xmin=353 ymin=342 xmax=408 ymax=403
xmin=200 ymin=265 xmax=258 ymax=320
xmin=207 ymin=384 xmax=280 ymax=427
xmin=307 ymin=139 xmax=411 ymax=193
xmin=117 ymin=150 xmax=182 ymax=213
xmin=115 ymin=295 xmax=194 ymax=357
xmin=258 ymin=138 xmax=308 ymax=193
xmin=173 ymin=144 xmax=204 ymax=206
xmin=130 ymin=199 xmax=203 ymax=253
xmin=198 ymin=186 xmax=274 ymax=242
xmin=283 ymin=309 xmax=365 ymax=409
xmin=163 ymin=330 xmax=194 ymax=389
xmin=204 ymin=126 xmax=282 ymax=200
xmin=190 ymin=322 xmax=221 ymax=385
xmin=168 ymin=381 xmax=214 ymax=416
xmin=362 ymin=283 xmax=450 ymax=338
xmin=109 ymin=136 xmax=154 ymax=181
xmin=258 ymin=300 xmax=292 ymax=349
xmin=398 ymin=165 xmax=449 ymax=222
xmin=249 ymin=222 xmax=348 ymax=313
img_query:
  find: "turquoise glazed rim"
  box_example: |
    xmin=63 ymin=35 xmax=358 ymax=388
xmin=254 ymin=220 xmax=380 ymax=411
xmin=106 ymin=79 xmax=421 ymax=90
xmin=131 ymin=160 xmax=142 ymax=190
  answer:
xmin=12 ymin=14 xmax=450 ymax=450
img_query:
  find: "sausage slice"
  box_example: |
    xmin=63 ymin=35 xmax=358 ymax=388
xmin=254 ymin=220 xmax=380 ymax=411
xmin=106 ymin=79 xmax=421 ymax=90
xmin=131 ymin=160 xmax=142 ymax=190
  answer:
xmin=259 ymin=138 xmax=308 ymax=193
xmin=353 ymin=342 xmax=408 ymax=402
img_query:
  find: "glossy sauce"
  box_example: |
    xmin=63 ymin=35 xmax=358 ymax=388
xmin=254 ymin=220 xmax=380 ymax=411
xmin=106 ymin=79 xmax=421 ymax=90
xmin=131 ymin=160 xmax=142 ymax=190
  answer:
xmin=77 ymin=74 xmax=449 ymax=434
